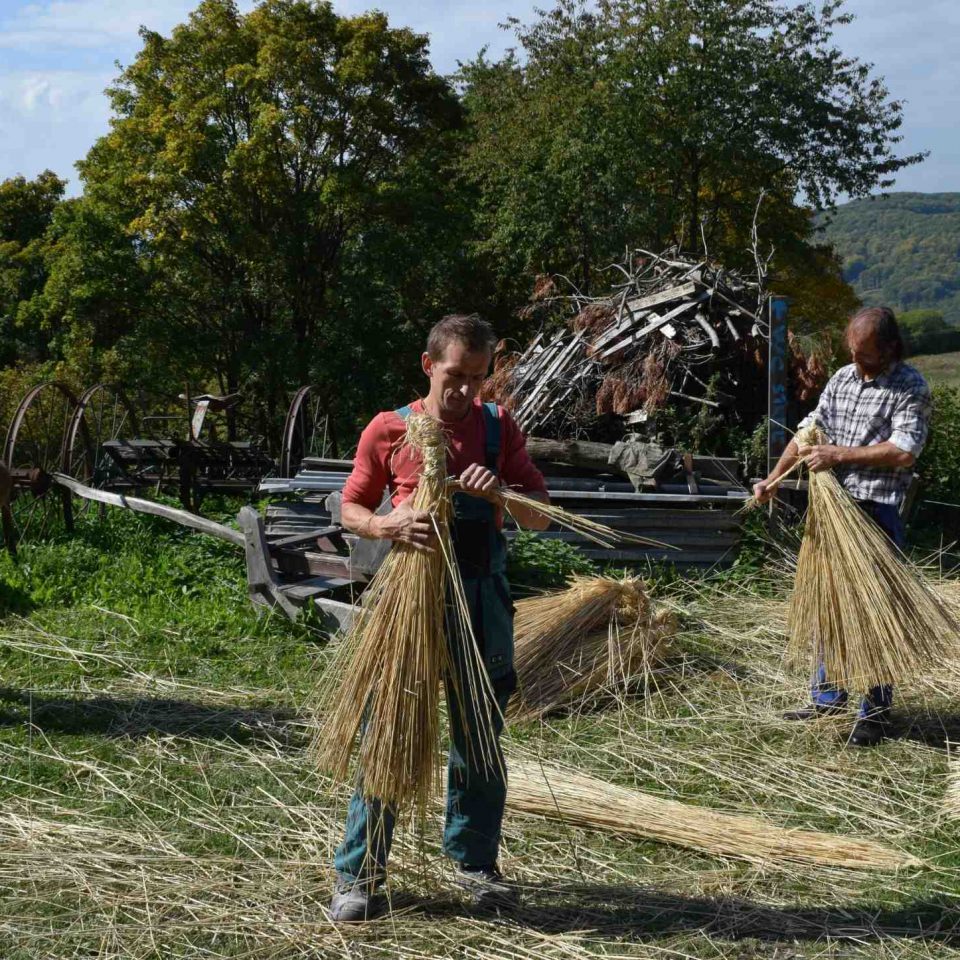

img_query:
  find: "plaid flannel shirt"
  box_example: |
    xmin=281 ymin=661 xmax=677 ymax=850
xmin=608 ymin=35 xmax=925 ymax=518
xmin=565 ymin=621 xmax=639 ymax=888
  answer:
xmin=797 ymin=361 xmax=932 ymax=506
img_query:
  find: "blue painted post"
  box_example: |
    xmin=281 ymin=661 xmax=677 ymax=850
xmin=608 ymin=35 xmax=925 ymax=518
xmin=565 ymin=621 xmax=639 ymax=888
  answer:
xmin=767 ymin=296 xmax=789 ymax=477
xmin=767 ymin=296 xmax=789 ymax=528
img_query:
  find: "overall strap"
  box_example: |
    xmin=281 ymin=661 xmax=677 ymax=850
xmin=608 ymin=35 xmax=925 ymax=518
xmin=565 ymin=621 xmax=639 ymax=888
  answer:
xmin=482 ymin=402 xmax=501 ymax=473
xmin=394 ymin=404 xmax=413 ymax=421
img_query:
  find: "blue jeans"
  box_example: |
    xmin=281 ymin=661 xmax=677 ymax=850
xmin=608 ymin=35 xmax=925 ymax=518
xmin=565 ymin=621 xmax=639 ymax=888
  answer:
xmin=811 ymin=499 xmax=904 ymax=720
xmin=334 ymin=684 xmax=512 ymax=884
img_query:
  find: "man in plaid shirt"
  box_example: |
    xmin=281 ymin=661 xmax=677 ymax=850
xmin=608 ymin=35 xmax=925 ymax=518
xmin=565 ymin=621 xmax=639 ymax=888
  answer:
xmin=754 ymin=306 xmax=932 ymax=747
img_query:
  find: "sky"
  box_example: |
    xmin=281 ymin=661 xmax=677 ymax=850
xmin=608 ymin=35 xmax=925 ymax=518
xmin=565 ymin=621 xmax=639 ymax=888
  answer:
xmin=0 ymin=0 xmax=957 ymax=198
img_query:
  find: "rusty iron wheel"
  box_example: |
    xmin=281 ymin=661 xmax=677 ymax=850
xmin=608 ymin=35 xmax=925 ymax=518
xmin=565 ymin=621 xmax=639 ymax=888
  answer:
xmin=62 ymin=384 xmax=140 ymax=520
xmin=2 ymin=381 xmax=79 ymax=550
xmin=280 ymin=385 xmax=335 ymax=477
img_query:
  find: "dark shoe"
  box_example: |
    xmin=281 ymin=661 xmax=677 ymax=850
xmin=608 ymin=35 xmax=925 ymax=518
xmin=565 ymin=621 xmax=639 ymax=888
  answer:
xmin=330 ymin=876 xmax=385 ymax=923
xmin=783 ymin=703 xmax=845 ymax=721
xmin=455 ymin=864 xmax=520 ymax=911
xmin=848 ymin=717 xmax=888 ymax=748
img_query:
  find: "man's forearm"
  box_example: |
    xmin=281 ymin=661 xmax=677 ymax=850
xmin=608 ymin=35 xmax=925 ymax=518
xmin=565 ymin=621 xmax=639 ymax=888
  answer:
xmin=833 ymin=441 xmax=915 ymax=470
xmin=341 ymin=501 xmax=381 ymax=538
xmin=764 ymin=439 xmax=801 ymax=483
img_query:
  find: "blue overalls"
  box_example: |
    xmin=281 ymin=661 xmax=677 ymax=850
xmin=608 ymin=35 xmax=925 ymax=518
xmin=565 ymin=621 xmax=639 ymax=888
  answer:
xmin=811 ymin=500 xmax=903 ymax=719
xmin=335 ymin=402 xmax=517 ymax=884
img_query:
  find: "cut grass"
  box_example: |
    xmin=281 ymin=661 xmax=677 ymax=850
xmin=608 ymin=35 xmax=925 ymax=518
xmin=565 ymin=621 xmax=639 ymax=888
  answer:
xmin=1 ymin=507 xmax=960 ymax=957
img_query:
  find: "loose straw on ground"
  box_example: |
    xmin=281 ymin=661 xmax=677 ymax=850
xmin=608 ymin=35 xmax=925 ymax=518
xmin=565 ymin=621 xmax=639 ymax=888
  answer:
xmin=945 ymin=762 xmax=960 ymax=819
xmin=312 ymin=413 xmax=499 ymax=816
xmin=507 ymin=760 xmax=918 ymax=870
xmin=786 ymin=425 xmax=960 ymax=690
xmin=510 ymin=575 xmax=675 ymax=721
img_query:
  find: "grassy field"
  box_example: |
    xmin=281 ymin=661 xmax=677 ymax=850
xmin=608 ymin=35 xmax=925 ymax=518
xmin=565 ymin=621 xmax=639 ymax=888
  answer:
xmin=2 ymin=508 xmax=960 ymax=958
xmin=910 ymin=350 xmax=960 ymax=388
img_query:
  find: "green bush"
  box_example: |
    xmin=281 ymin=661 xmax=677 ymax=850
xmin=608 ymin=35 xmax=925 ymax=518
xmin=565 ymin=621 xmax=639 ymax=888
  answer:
xmin=917 ymin=385 xmax=960 ymax=504
xmin=506 ymin=530 xmax=597 ymax=593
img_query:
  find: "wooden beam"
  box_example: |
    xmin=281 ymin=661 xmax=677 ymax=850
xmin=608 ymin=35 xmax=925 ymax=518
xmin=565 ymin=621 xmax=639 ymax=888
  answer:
xmin=52 ymin=473 xmax=245 ymax=547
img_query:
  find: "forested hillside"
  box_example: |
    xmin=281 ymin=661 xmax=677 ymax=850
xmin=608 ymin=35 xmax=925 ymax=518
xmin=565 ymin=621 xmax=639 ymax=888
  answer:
xmin=821 ymin=193 xmax=960 ymax=323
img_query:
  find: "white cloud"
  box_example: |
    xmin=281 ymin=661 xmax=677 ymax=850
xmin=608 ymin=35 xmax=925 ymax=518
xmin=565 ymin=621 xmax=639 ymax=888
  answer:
xmin=0 ymin=69 xmax=112 ymax=190
xmin=0 ymin=0 xmax=256 ymax=51
xmin=0 ymin=0 xmax=956 ymax=195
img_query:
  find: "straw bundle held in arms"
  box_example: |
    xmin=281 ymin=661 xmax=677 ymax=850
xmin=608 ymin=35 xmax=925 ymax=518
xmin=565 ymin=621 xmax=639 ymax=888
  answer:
xmin=312 ymin=413 xmax=499 ymax=814
xmin=507 ymin=760 xmax=918 ymax=870
xmin=786 ymin=425 xmax=959 ymax=690
xmin=509 ymin=575 xmax=675 ymax=722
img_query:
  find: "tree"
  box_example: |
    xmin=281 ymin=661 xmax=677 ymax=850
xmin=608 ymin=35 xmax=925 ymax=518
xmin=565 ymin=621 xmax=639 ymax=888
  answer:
xmin=459 ymin=0 xmax=925 ymax=299
xmin=14 ymin=196 xmax=157 ymax=388
xmin=78 ymin=0 xmax=465 ymax=429
xmin=0 ymin=170 xmax=65 ymax=366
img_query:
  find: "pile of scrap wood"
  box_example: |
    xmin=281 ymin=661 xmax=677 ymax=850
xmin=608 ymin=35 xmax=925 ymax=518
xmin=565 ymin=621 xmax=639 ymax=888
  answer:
xmin=483 ymin=248 xmax=823 ymax=440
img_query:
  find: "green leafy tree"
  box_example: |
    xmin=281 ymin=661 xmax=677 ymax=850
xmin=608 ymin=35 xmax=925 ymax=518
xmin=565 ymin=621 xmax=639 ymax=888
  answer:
xmin=0 ymin=170 xmax=65 ymax=366
xmin=14 ymin=196 xmax=156 ymax=387
xmin=77 ymin=0 xmax=464 ymax=429
xmin=460 ymin=0 xmax=924 ymax=298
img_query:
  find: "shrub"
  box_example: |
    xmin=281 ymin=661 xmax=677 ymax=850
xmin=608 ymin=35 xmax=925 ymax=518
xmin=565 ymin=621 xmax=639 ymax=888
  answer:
xmin=916 ymin=385 xmax=960 ymax=504
xmin=506 ymin=530 xmax=597 ymax=593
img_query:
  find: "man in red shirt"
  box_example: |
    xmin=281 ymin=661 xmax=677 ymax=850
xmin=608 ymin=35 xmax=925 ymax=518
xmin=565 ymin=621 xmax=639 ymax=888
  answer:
xmin=331 ymin=314 xmax=550 ymax=922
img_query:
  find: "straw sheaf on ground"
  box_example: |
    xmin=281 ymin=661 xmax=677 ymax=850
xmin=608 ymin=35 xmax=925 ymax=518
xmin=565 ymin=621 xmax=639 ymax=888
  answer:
xmin=510 ymin=575 xmax=676 ymax=721
xmin=3 ymin=567 xmax=960 ymax=956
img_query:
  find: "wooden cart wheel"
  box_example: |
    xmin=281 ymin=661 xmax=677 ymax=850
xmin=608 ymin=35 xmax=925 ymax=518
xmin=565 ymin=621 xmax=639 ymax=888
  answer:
xmin=2 ymin=381 xmax=79 ymax=548
xmin=62 ymin=384 xmax=139 ymax=520
xmin=280 ymin=386 xmax=336 ymax=477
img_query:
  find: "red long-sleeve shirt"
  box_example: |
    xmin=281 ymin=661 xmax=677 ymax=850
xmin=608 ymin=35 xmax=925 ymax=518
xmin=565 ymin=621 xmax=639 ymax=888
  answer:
xmin=342 ymin=399 xmax=547 ymax=527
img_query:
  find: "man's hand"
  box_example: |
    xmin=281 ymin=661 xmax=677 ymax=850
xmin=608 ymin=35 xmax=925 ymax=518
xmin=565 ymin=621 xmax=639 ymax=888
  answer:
xmin=752 ymin=479 xmax=774 ymax=504
xmin=796 ymin=443 xmax=845 ymax=472
xmin=459 ymin=463 xmax=500 ymax=501
xmin=375 ymin=500 xmax=437 ymax=552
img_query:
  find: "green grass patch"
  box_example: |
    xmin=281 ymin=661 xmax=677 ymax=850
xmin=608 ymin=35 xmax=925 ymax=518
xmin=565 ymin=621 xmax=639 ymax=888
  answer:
xmin=911 ymin=350 xmax=960 ymax=388
xmin=1 ymin=507 xmax=959 ymax=957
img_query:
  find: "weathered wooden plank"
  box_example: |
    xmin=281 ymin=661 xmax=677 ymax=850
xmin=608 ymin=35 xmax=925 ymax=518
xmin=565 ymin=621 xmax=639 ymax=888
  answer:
xmin=624 ymin=281 xmax=698 ymax=318
xmin=269 ymin=526 xmax=342 ymax=550
xmin=53 ymin=473 xmax=245 ymax=547
xmin=313 ymin=597 xmax=358 ymax=634
xmin=569 ymin=510 xmax=741 ymax=530
xmin=279 ymin=576 xmax=355 ymax=600
xmin=590 ymin=282 xmax=698 ymax=352
xmin=598 ymin=293 xmax=710 ymax=360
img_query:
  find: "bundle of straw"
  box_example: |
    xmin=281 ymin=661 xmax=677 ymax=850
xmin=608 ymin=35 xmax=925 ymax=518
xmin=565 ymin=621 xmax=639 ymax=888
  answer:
xmin=786 ymin=425 xmax=959 ymax=690
xmin=312 ymin=413 xmax=499 ymax=815
xmin=448 ymin=480 xmax=670 ymax=550
xmin=507 ymin=760 xmax=918 ymax=870
xmin=510 ymin=575 xmax=675 ymax=721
